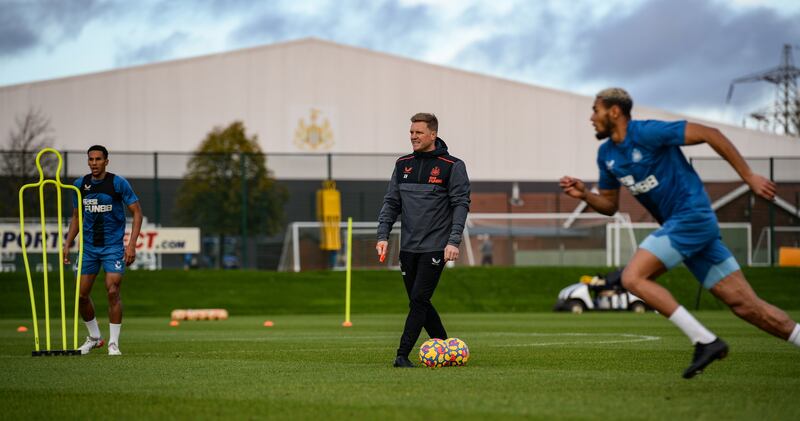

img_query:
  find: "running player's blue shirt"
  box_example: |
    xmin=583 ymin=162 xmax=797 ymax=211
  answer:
xmin=72 ymin=173 xmax=139 ymax=250
xmin=596 ymin=120 xmax=713 ymax=224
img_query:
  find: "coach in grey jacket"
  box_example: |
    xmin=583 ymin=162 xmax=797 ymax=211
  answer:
xmin=376 ymin=112 xmax=470 ymax=368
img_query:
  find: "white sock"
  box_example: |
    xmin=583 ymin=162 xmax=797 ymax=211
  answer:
xmin=668 ymin=306 xmax=717 ymax=345
xmin=789 ymin=324 xmax=800 ymax=347
xmin=85 ymin=318 xmax=101 ymax=339
xmin=110 ymin=323 xmax=121 ymax=345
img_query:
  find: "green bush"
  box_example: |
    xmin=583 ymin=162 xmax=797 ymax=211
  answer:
xmin=2 ymin=266 xmax=798 ymax=318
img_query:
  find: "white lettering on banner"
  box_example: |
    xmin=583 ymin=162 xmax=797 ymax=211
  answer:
xmin=618 ymin=175 xmax=659 ymax=196
xmin=0 ymin=224 xmax=200 ymax=253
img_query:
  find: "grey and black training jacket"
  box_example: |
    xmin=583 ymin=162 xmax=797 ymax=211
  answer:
xmin=377 ymin=138 xmax=471 ymax=253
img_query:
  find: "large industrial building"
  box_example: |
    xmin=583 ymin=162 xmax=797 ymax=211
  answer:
xmin=2 ymin=38 xmax=799 ymax=269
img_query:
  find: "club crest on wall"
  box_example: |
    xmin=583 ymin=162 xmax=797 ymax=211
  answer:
xmin=294 ymin=108 xmax=334 ymax=151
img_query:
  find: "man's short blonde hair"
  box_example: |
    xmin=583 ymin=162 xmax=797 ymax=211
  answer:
xmin=596 ymin=88 xmax=633 ymax=118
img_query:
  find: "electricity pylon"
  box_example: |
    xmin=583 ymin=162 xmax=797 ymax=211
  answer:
xmin=727 ymin=44 xmax=800 ymax=137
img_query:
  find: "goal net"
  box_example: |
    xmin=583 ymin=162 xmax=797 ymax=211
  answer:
xmin=626 ymin=222 xmax=752 ymax=266
xmin=278 ymin=221 xmax=402 ymax=272
xmin=753 ymin=226 xmax=800 ymax=266
xmin=278 ymin=213 xmax=639 ymax=271
xmin=464 ymin=213 xmax=638 ymax=267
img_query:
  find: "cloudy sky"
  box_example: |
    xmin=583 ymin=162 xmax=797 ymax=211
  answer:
xmin=1 ymin=0 xmax=798 ymax=126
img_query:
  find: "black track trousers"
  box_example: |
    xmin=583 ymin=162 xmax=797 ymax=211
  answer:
xmin=397 ymin=250 xmax=448 ymax=358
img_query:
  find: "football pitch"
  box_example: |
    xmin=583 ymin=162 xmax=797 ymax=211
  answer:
xmin=1 ymin=312 xmax=799 ymax=420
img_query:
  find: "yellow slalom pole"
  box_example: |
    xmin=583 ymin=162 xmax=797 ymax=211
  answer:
xmin=54 ymin=179 xmax=67 ymax=350
xmin=19 ymin=185 xmax=41 ymax=352
xmin=342 ymin=217 xmax=353 ymax=327
xmin=38 ymin=174 xmax=51 ymax=351
xmin=72 ymin=186 xmax=83 ymax=350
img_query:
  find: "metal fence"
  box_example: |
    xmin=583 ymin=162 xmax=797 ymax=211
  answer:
xmin=689 ymin=156 xmax=800 ymax=266
xmin=1 ymin=150 xmax=398 ymax=270
xmin=2 ymin=150 xmax=799 ymax=270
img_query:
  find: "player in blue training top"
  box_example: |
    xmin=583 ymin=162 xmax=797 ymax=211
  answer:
xmin=560 ymin=88 xmax=800 ymax=379
xmin=63 ymin=145 xmax=143 ymax=356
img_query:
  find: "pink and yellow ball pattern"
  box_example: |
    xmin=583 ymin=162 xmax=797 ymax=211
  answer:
xmin=418 ymin=338 xmax=448 ymax=368
xmin=442 ymin=338 xmax=469 ymax=366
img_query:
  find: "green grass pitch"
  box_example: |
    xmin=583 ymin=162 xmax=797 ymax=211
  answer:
xmin=1 ymin=268 xmax=799 ymax=419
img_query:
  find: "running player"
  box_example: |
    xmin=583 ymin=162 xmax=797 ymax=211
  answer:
xmin=560 ymin=88 xmax=800 ymax=378
xmin=64 ymin=145 xmax=143 ymax=356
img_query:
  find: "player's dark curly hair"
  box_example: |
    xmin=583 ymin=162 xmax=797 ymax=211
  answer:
xmin=87 ymin=145 xmax=108 ymax=159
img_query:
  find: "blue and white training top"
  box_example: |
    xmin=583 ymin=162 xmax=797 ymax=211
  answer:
xmin=596 ymin=120 xmax=713 ymax=224
xmin=72 ymin=173 xmax=139 ymax=249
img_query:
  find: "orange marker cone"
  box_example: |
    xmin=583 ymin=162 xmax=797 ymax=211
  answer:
xmin=16 ymin=326 xmax=28 ymax=332
xmin=263 ymin=320 xmax=274 ymax=327
xmin=169 ymin=320 xmax=180 ymax=327
xmin=342 ymin=321 xmax=353 ymax=327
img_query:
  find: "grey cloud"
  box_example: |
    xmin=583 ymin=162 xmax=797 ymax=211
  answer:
xmin=450 ymin=3 xmax=584 ymax=87
xmin=576 ymin=0 xmax=800 ymax=113
xmin=453 ymin=7 xmax=558 ymax=74
xmin=344 ymin=1 xmax=432 ymax=49
xmin=38 ymin=0 xmax=113 ymax=38
xmin=114 ymin=32 xmax=191 ymax=66
xmin=448 ymin=0 xmax=799 ymax=122
xmin=0 ymin=4 xmax=39 ymax=56
xmin=147 ymin=0 xmax=261 ymax=24
xmin=229 ymin=10 xmax=296 ymax=44
xmin=0 ymin=0 xmax=116 ymax=57
xmin=201 ymin=0 xmax=263 ymax=15
xmin=227 ymin=0 xmax=432 ymax=54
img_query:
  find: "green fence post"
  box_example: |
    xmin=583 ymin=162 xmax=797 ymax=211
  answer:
xmin=63 ymin=150 xmax=68 ymax=181
xmin=63 ymin=151 xmax=69 ymax=212
xmin=241 ymin=153 xmax=248 ymax=269
xmin=153 ymin=152 xmax=161 ymax=225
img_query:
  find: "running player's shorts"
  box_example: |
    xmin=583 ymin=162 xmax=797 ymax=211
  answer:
xmin=639 ymin=213 xmax=739 ymax=289
xmin=79 ymin=246 xmax=126 ymax=275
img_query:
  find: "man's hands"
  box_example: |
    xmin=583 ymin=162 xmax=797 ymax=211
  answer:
xmin=559 ymin=176 xmax=587 ymax=199
xmin=444 ymin=244 xmax=459 ymax=262
xmin=744 ymin=173 xmax=776 ymax=201
xmin=559 ymin=176 xmax=619 ymax=216
xmin=62 ymin=241 xmax=137 ymax=266
xmin=376 ymin=241 xmax=460 ymax=262
xmin=376 ymin=240 xmax=388 ymax=262
xmin=124 ymin=245 xmax=137 ymax=266
xmin=62 ymin=241 xmax=71 ymax=264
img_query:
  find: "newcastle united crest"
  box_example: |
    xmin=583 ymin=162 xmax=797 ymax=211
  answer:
xmin=294 ymin=108 xmax=334 ymax=151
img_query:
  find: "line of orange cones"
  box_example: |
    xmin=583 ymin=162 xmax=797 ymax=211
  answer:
xmin=16 ymin=316 xmax=350 ymax=331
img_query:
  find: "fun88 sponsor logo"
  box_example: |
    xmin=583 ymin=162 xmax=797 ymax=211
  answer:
xmin=83 ymin=198 xmax=112 ymax=213
xmin=619 ymin=175 xmax=659 ymax=196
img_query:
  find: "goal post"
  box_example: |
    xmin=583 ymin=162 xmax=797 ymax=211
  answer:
xmin=278 ymin=221 xmax=403 ymax=272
